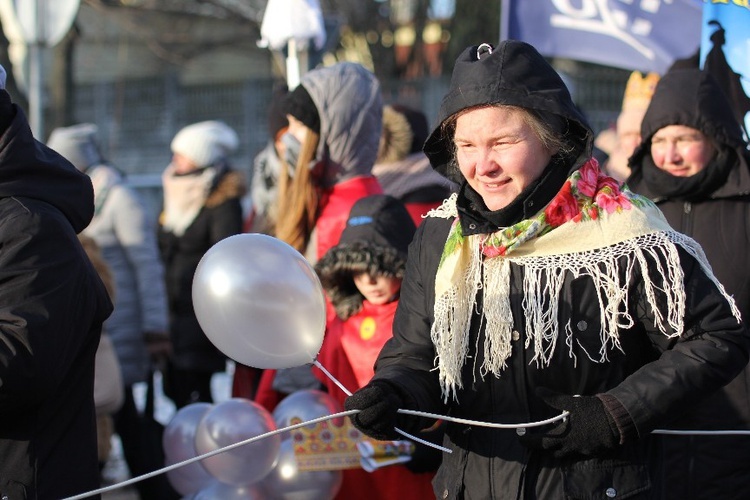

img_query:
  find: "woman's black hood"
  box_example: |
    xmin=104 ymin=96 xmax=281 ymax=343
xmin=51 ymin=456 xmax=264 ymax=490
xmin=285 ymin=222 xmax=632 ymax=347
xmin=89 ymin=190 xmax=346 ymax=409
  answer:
xmin=424 ymin=40 xmax=593 ymax=183
xmin=628 ymin=68 xmax=750 ymax=200
xmin=315 ymin=194 xmax=416 ymax=320
xmin=633 ymin=69 xmax=744 ymax=154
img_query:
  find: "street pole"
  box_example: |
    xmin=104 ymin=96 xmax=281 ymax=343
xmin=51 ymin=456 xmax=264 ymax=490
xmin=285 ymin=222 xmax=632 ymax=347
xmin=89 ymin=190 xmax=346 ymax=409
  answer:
xmin=286 ymin=38 xmax=301 ymax=89
xmin=28 ymin=0 xmax=45 ymax=139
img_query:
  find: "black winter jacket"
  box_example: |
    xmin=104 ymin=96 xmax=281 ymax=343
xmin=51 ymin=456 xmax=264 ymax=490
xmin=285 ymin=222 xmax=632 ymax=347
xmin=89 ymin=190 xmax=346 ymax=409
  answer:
xmin=371 ymin=44 xmax=749 ymax=500
xmin=628 ymin=68 xmax=750 ymax=500
xmin=0 ymin=90 xmax=113 ymax=499
xmin=158 ymin=169 xmax=245 ymax=373
xmin=375 ymin=214 xmax=747 ymax=499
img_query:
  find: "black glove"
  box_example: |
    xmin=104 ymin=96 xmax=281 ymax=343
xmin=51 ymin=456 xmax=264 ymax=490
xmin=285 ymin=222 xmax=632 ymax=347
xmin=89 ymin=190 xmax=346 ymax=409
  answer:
xmin=345 ymin=380 xmax=406 ymax=441
xmin=519 ymin=387 xmax=620 ymax=459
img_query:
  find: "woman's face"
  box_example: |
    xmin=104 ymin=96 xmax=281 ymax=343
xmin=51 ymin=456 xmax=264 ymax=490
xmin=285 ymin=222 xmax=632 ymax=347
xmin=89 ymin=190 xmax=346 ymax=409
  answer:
xmin=171 ymin=153 xmax=199 ymax=175
xmin=650 ymin=125 xmax=715 ymax=177
xmin=454 ymin=106 xmax=554 ymax=211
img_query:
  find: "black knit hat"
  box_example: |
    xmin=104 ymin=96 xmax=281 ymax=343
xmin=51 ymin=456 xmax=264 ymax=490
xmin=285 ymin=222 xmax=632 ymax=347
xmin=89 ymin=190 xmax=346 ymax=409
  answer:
xmin=283 ymin=84 xmax=320 ymax=134
xmin=315 ymin=194 xmax=416 ymax=320
xmin=267 ymin=82 xmax=289 ymax=140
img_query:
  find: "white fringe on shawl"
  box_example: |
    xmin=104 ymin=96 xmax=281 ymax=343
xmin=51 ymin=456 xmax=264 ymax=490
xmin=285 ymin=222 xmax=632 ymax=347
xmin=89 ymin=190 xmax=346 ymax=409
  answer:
xmin=426 ymin=194 xmax=741 ymax=403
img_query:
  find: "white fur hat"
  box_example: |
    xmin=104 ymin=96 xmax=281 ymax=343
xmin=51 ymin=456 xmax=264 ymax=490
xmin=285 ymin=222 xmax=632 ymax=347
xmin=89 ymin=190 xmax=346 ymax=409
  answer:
xmin=170 ymin=120 xmax=239 ymax=168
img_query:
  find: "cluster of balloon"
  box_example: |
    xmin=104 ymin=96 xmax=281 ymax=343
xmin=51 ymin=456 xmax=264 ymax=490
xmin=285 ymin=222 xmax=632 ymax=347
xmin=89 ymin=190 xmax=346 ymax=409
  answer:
xmin=162 ymin=403 xmax=214 ymax=495
xmin=162 ymin=399 xmax=280 ymax=497
xmin=260 ymin=390 xmax=345 ymax=499
xmin=192 ymin=233 xmax=327 ymax=370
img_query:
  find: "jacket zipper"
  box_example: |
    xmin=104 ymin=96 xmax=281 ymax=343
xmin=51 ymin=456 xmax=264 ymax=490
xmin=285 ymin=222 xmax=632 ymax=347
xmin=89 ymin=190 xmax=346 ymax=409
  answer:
xmin=681 ymin=201 xmax=693 ymax=235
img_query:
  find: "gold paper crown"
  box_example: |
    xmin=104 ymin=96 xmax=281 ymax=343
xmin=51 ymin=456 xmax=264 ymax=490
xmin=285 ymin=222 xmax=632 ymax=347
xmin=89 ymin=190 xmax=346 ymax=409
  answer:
xmin=621 ymin=71 xmax=660 ymax=111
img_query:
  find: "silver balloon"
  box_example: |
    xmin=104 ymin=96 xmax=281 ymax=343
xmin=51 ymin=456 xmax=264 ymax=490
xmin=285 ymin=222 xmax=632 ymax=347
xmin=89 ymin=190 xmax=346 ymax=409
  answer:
xmin=162 ymin=403 xmax=215 ymax=495
xmin=260 ymin=439 xmax=343 ymax=500
xmin=192 ymin=233 xmax=327 ymax=369
xmin=191 ymin=481 xmax=265 ymax=499
xmin=194 ymin=398 xmax=281 ymax=486
xmin=272 ymin=390 xmax=344 ymax=436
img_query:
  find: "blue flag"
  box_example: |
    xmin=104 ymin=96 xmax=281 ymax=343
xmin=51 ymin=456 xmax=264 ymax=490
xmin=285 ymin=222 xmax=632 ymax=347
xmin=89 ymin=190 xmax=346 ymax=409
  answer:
xmin=504 ymin=0 xmax=703 ymax=74
xmin=699 ymin=2 xmax=750 ymax=137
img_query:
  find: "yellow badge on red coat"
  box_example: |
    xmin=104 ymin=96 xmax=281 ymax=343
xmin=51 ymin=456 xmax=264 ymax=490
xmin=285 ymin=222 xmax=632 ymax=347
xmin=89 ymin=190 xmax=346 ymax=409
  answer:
xmin=360 ymin=316 xmax=376 ymax=340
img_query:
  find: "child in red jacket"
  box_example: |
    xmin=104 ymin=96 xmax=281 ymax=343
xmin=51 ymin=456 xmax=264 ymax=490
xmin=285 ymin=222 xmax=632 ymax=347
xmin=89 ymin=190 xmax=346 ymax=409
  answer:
xmin=314 ymin=194 xmax=441 ymax=500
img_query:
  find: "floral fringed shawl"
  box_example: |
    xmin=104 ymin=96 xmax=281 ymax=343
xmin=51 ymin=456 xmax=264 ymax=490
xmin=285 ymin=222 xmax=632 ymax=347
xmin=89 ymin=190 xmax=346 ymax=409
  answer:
xmin=427 ymin=159 xmax=741 ymax=402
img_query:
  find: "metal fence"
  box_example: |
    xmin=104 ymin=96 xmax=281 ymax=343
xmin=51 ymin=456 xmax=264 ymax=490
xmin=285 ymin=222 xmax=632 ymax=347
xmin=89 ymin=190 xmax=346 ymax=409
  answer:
xmin=70 ymin=63 xmax=630 ymax=214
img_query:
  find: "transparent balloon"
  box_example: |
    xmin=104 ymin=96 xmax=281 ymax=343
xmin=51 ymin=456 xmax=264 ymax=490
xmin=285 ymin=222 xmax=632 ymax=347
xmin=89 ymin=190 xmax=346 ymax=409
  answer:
xmin=162 ymin=402 xmax=215 ymax=495
xmin=194 ymin=398 xmax=281 ymax=486
xmin=260 ymin=439 xmax=343 ymax=500
xmin=272 ymin=389 xmax=344 ymax=440
xmin=192 ymin=233 xmax=327 ymax=369
xmin=190 ymin=481 xmax=266 ymax=500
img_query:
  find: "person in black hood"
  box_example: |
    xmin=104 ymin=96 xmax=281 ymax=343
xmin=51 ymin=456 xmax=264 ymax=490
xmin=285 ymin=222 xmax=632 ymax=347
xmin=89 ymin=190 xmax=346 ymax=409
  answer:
xmin=0 ymin=70 xmax=113 ymax=497
xmin=627 ymin=68 xmax=750 ymax=500
xmin=344 ymin=41 xmax=749 ymax=499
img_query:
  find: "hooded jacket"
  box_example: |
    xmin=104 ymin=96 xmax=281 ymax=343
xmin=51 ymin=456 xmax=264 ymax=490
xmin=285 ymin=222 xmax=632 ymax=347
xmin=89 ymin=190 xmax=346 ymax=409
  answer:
xmin=628 ymin=69 xmax=750 ymax=500
xmin=373 ymin=105 xmax=456 ymax=224
xmin=370 ymin=42 xmax=748 ymax=499
xmin=316 ymin=194 xmax=415 ymax=321
xmin=313 ymin=195 xmax=435 ymax=500
xmin=0 ymin=90 xmax=113 ymax=498
xmin=300 ymin=62 xmax=383 ymax=189
xmin=47 ymin=124 xmax=170 ymax=387
xmin=251 ymin=64 xmax=385 ymax=409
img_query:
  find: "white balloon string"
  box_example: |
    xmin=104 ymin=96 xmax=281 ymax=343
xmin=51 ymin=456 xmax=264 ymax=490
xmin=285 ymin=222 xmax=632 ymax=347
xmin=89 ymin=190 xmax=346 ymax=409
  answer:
xmin=394 ymin=427 xmax=452 ymax=453
xmin=651 ymin=429 xmax=750 ymax=435
xmin=58 ymin=401 xmax=750 ymax=500
xmin=397 ymin=408 xmax=571 ymax=429
xmin=313 ymin=359 xmax=352 ymax=396
xmin=312 ymin=359 xmax=451 ymax=453
xmin=60 ymin=409 xmax=360 ymax=500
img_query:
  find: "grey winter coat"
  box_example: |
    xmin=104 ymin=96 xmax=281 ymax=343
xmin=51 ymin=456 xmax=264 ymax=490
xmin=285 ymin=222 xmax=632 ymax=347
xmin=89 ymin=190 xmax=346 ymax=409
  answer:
xmin=84 ymin=164 xmax=168 ymax=386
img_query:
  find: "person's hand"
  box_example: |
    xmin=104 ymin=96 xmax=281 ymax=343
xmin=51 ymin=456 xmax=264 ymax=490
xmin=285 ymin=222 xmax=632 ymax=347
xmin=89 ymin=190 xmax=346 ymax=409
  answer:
xmin=345 ymin=380 xmax=405 ymax=441
xmin=519 ymin=387 xmax=620 ymax=459
xmin=144 ymin=331 xmax=171 ymax=368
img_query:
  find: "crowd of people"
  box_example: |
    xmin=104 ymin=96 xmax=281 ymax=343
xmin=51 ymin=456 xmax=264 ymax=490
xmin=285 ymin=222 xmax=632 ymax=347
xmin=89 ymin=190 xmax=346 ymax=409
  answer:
xmin=1 ymin=32 xmax=749 ymax=500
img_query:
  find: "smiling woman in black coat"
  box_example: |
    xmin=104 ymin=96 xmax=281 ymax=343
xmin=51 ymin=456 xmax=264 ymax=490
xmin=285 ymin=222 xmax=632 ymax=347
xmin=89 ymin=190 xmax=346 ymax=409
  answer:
xmin=344 ymin=42 xmax=750 ymax=499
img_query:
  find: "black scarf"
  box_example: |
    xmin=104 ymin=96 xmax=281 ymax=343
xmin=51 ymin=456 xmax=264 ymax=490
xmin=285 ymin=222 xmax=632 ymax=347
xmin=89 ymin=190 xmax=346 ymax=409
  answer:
xmin=457 ymin=153 xmax=575 ymax=232
xmin=641 ymin=148 xmax=735 ymax=201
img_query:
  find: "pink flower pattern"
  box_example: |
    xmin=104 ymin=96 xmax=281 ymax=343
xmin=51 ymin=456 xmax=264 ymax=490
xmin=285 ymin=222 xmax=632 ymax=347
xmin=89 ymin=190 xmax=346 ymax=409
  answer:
xmin=448 ymin=158 xmax=652 ymax=261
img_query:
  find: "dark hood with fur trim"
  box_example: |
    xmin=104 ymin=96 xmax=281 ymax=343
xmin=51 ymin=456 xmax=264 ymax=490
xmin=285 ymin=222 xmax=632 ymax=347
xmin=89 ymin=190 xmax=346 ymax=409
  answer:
xmin=315 ymin=194 xmax=416 ymax=320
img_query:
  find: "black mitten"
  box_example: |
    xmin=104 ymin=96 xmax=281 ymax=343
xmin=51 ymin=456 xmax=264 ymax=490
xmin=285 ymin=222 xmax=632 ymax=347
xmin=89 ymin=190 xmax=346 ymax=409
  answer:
xmin=345 ymin=380 xmax=405 ymax=441
xmin=519 ymin=387 xmax=620 ymax=459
